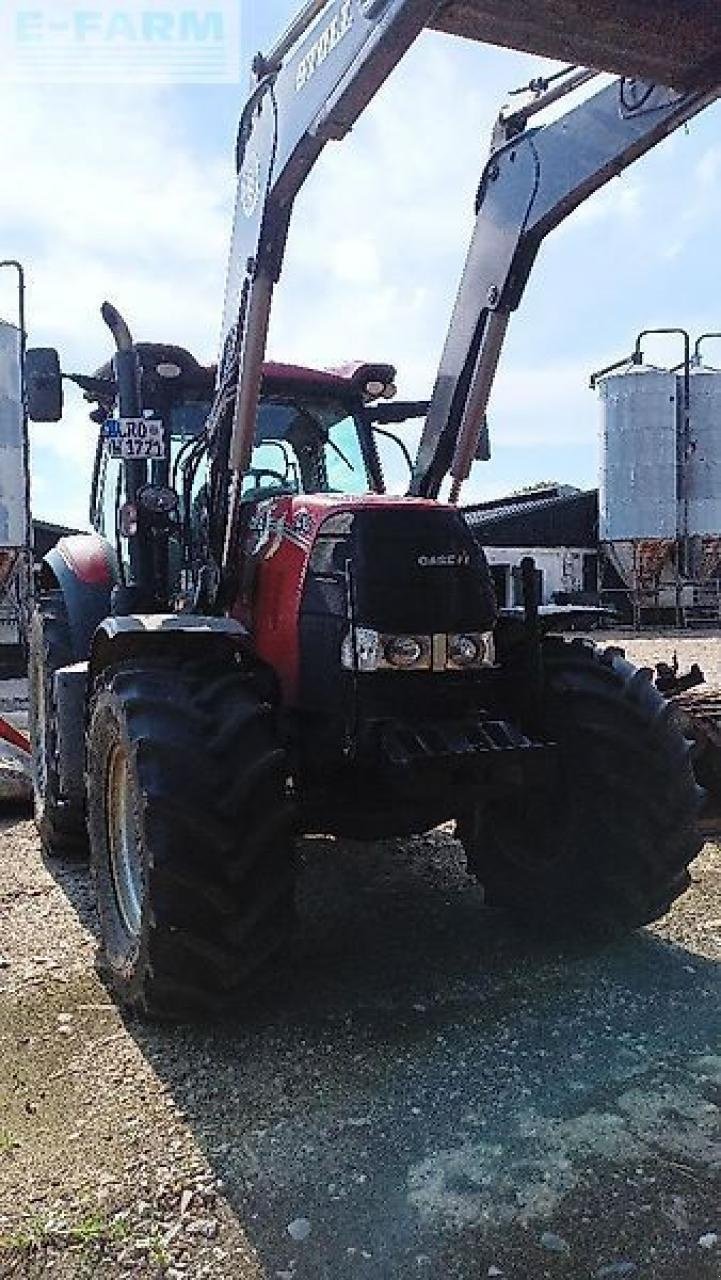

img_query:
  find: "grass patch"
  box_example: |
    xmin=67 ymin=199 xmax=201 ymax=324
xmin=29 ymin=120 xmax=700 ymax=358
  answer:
xmin=0 ymin=1129 xmax=18 ymax=1156
xmin=68 ymin=1214 xmax=127 ymax=1247
xmin=0 ymin=1211 xmax=128 ymax=1257
xmin=149 ymin=1231 xmax=172 ymax=1270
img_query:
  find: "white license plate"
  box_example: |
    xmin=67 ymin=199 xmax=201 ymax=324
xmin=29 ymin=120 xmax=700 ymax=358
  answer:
xmin=103 ymin=418 xmax=166 ymax=460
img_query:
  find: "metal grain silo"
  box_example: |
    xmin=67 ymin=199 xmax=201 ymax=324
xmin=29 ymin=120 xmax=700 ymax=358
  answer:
xmin=598 ymin=364 xmax=678 ymax=541
xmin=685 ymin=362 xmax=721 ymax=537
xmin=593 ymin=329 xmax=721 ymax=624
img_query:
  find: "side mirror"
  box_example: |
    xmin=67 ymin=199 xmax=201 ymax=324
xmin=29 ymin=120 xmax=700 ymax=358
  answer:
xmin=25 ymin=347 xmax=63 ymax=422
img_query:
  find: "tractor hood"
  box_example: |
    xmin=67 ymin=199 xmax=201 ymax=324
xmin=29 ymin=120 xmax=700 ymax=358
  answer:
xmin=237 ymin=493 xmax=497 ymax=703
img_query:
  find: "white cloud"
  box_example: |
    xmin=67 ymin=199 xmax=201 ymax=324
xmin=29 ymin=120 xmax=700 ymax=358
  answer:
xmin=563 ymin=177 xmax=644 ymax=232
xmin=5 ymin=90 xmax=233 ymax=358
xmin=0 ymin=84 xmax=231 ymax=271
xmin=269 ymin=33 xmax=526 ymax=394
xmin=491 ymin=360 xmax=595 ymax=443
xmin=327 ymin=236 xmax=382 ymax=287
xmin=696 ymin=146 xmax=721 ymax=189
xmin=0 ymin=79 xmax=235 ymax=524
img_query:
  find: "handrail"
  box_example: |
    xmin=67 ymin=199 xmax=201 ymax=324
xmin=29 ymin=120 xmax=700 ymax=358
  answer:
xmin=501 ymin=66 xmax=599 ymax=134
xmin=695 ymin=332 xmax=721 ymax=365
xmin=260 ymin=0 xmax=331 ymax=74
xmin=589 ymin=351 xmax=637 ymax=388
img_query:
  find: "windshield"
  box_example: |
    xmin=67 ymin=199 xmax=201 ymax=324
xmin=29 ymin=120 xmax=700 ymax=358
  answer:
xmin=249 ymin=398 xmax=371 ymax=497
xmin=170 ymin=395 xmax=373 ymax=499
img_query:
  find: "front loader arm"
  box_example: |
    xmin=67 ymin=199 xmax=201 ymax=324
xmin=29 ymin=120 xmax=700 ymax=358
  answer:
xmin=218 ymin=0 xmax=721 ymax=571
xmin=409 ymin=75 xmax=721 ymax=500
xmin=219 ymin=0 xmax=438 ymax=567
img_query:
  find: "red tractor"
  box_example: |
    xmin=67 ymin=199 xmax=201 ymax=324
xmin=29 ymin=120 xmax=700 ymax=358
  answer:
xmin=24 ymin=0 xmax=721 ymax=1017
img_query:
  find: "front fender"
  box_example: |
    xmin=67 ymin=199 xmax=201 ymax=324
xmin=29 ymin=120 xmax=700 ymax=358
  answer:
xmin=43 ymin=534 xmax=119 ymax=660
xmin=89 ymin=614 xmax=252 ymax=685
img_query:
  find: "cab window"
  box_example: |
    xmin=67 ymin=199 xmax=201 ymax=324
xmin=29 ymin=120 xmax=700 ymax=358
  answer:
xmin=95 ymin=451 xmax=122 ymax=541
xmin=252 ymin=398 xmax=373 ymax=498
xmin=325 ymin=416 xmax=368 ymax=495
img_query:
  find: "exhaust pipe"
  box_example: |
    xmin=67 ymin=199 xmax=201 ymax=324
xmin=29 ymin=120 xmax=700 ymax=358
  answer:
xmin=101 ymin=301 xmax=134 ymax=353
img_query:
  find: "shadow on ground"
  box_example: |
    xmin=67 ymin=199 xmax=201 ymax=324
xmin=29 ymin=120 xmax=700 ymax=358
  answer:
xmin=50 ymin=830 xmax=721 ymax=1280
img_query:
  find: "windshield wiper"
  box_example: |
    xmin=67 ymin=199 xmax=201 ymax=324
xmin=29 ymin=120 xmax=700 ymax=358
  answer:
xmin=325 ymin=436 xmax=355 ymax=472
xmin=284 ymin=400 xmax=356 ymax=473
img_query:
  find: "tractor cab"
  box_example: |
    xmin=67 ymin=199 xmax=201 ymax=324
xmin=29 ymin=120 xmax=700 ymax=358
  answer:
xmin=26 ymin=335 xmax=412 ymax=554
xmin=83 ymin=347 xmax=414 ymax=604
xmin=80 ymin=348 xmax=404 ymax=517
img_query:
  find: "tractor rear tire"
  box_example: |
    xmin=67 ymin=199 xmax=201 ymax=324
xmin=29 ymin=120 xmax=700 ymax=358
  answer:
xmin=86 ymin=658 xmax=296 ymax=1019
xmin=28 ymin=592 xmax=87 ymax=857
xmin=459 ymin=637 xmax=703 ymax=934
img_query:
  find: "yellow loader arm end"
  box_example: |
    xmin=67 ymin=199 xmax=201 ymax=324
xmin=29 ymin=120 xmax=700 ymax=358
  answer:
xmin=431 ymin=0 xmax=721 ymax=89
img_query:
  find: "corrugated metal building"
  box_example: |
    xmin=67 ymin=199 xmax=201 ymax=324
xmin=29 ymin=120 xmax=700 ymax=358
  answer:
xmin=464 ymin=486 xmax=600 ymax=608
xmin=33 ymin=519 xmax=80 ymax=560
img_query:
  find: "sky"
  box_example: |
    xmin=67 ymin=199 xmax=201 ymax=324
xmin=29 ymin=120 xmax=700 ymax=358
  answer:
xmin=1 ymin=1 xmax=721 ymax=528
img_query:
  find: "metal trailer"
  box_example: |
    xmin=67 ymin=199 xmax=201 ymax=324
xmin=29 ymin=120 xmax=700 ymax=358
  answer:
xmin=0 ymin=264 xmax=31 ymax=676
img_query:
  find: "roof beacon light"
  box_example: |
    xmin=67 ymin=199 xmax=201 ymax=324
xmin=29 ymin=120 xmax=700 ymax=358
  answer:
xmin=365 ymin=380 xmax=385 ymax=399
xmin=156 ymin=362 xmax=183 ymax=380
xmin=365 ymin=379 xmax=397 ymax=402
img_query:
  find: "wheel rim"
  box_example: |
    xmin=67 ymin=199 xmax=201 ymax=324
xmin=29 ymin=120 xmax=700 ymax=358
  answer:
xmin=106 ymin=744 xmax=144 ymax=940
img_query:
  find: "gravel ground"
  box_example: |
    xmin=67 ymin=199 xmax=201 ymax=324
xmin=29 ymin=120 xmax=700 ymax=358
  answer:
xmin=1 ymin=633 xmax=721 ymax=1279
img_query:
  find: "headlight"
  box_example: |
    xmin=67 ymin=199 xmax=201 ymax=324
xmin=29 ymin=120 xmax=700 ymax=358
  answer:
xmin=447 ymin=632 xmax=494 ymax=669
xmin=341 ymin=627 xmax=382 ymax=672
xmin=341 ymin=629 xmax=494 ymax=672
xmin=448 ymin=633 xmax=484 ymax=667
xmin=341 ymin=629 xmax=431 ymax=672
xmin=384 ymin=636 xmax=424 ymax=669
xmin=138 ymin=485 xmax=179 ymax=516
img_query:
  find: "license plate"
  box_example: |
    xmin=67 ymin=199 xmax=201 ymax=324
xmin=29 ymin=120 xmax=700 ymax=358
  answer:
xmin=103 ymin=418 xmax=166 ymax=460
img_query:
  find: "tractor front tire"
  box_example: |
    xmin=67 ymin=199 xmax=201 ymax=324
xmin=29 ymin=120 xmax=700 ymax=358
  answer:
xmin=86 ymin=658 xmax=296 ymax=1019
xmin=28 ymin=592 xmax=87 ymax=857
xmin=459 ymin=637 xmax=703 ymax=935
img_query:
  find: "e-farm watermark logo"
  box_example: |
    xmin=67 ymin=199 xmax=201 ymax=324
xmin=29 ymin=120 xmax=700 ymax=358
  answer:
xmin=0 ymin=1 xmax=241 ymax=83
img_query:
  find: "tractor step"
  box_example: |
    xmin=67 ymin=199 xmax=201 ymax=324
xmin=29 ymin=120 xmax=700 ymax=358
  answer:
xmin=380 ymin=717 xmax=545 ymax=769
